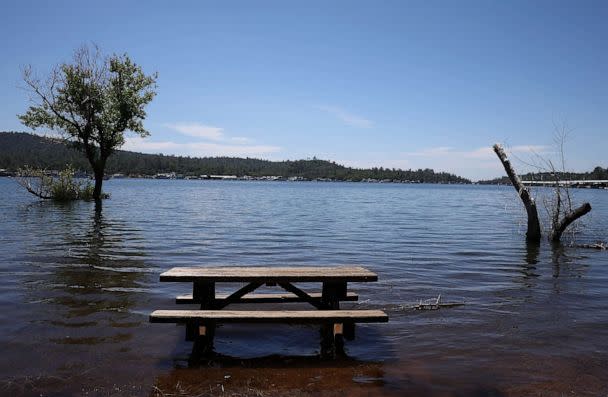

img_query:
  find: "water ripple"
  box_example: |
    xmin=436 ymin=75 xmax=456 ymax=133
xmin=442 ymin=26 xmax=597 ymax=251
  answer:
xmin=0 ymin=179 xmax=607 ymax=394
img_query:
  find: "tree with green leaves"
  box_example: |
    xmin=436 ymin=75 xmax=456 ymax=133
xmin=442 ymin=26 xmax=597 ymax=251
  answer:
xmin=19 ymin=45 xmax=157 ymax=200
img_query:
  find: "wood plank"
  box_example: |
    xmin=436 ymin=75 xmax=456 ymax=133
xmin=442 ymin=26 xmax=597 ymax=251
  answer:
xmin=160 ymin=266 xmax=378 ymax=282
xmin=149 ymin=309 xmax=388 ymax=324
xmin=175 ymin=292 xmax=359 ymax=304
xmin=214 ymin=282 xmax=263 ymax=309
xmin=278 ymin=282 xmax=324 ymax=309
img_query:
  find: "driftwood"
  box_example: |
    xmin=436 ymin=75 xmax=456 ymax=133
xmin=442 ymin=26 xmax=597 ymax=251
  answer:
xmin=399 ymin=295 xmax=465 ymax=311
xmin=578 ymin=242 xmax=607 ymax=250
xmin=493 ymin=144 xmax=542 ymax=242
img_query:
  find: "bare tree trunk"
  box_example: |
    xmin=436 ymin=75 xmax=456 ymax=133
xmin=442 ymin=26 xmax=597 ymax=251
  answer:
xmin=549 ymin=202 xmax=591 ymax=242
xmin=493 ymin=144 xmax=542 ymax=243
xmin=93 ymin=166 xmax=104 ymax=201
xmin=88 ymin=151 xmax=108 ymax=201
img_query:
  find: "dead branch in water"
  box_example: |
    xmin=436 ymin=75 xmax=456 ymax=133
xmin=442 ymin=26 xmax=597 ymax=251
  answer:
xmin=494 ymin=126 xmax=592 ymax=244
xmin=493 ymin=144 xmax=541 ymax=242
xmin=550 ymin=202 xmax=592 ymax=242
xmin=15 ymin=167 xmax=53 ymax=199
xmin=398 ymin=295 xmax=465 ymax=311
xmin=578 ymin=242 xmax=607 ymax=250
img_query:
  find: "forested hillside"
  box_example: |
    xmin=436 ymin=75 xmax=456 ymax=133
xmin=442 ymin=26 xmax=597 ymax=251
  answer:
xmin=0 ymin=132 xmax=470 ymax=183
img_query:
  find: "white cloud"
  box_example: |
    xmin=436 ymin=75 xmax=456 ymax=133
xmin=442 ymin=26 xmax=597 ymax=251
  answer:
xmin=123 ymin=137 xmax=281 ymax=158
xmin=230 ymin=136 xmax=252 ymax=145
xmin=316 ymin=106 xmax=373 ymax=128
xmin=150 ymin=121 xmax=277 ymax=156
xmin=164 ymin=122 xmax=224 ymax=140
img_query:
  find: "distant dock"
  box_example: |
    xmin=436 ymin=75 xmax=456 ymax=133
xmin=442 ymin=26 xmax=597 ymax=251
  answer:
xmin=522 ymin=180 xmax=608 ymax=189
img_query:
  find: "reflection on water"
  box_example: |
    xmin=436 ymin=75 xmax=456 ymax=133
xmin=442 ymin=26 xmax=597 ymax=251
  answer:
xmin=0 ymin=193 xmax=156 ymax=394
xmin=22 ymin=200 xmax=149 ymax=321
xmin=0 ymin=179 xmax=607 ymax=396
xmin=524 ymin=242 xmax=539 ymax=266
xmin=519 ymin=242 xmax=540 ymax=283
xmin=551 ymin=243 xmax=568 ymax=279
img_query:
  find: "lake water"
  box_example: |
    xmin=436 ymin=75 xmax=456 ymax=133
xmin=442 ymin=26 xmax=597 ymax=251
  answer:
xmin=0 ymin=178 xmax=607 ymax=396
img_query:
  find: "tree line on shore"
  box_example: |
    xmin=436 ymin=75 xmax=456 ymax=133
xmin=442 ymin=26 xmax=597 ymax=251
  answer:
xmin=478 ymin=166 xmax=608 ymax=184
xmin=0 ymin=132 xmax=470 ymax=183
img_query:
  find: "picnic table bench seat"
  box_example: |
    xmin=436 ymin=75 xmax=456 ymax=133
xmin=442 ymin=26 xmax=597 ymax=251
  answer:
xmin=150 ymin=309 xmax=388 ymax=324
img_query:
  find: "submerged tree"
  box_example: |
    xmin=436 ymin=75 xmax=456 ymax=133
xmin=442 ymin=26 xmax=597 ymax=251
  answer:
xmin=19 ymin=45 xmax=157 ymax=200
xmin=493 ymin=130 xmax=591 ymax=244
xmin=539 ymin=128 xmax=592 ymax=242
xmin=16 ymin=165 xmax=100 ymax=201
xmin=493 ymin=144 xmax=542 ymax=243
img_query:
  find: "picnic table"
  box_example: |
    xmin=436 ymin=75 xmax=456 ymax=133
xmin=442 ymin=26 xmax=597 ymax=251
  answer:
xmin=150 ymin=266 xmax=388 ymax=357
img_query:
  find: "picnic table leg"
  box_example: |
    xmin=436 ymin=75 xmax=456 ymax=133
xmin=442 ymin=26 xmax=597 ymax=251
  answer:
xmin=189 ymin=281 xmax=216 ymax=360
xmin=320 ymin=281 xmax=347 ymax=357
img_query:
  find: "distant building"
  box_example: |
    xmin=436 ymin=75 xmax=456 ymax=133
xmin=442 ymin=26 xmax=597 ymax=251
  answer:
xmin=209 ymin=175 xmax=238 ymax=180
xmin=155 ymin=172 xmax=176 ymax=179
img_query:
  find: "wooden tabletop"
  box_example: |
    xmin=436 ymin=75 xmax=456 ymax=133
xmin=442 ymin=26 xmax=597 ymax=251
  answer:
xmin=160 ymin=266 xmax=378 ymax=282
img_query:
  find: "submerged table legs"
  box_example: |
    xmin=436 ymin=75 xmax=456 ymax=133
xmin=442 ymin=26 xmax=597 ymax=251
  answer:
xmin=320 ymin=281 xmax=349 ymax=357
xmin=187 ymin=281 xmax=216 ymax=358
xmin=183 ymin=280 xmax=359 ymax=360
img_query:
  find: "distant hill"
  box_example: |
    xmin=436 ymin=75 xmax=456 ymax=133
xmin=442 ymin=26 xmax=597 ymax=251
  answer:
xmin=0 ymin=132 xmax=471 ymax=183
xmin=478 ymin=167 xmax=608 ymax=184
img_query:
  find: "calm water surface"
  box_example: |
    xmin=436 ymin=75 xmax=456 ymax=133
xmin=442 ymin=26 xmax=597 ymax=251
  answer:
xmin=0 ymin=178 xmax=607 ymax=396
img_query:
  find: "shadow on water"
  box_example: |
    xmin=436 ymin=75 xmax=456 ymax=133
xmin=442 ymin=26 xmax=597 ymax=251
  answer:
xmin=147 ymin=307 xmax=513 ymax=397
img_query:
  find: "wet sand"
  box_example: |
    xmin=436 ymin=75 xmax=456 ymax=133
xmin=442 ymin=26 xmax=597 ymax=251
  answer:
xmin=2 ymin=349 xmax=607 ymax=396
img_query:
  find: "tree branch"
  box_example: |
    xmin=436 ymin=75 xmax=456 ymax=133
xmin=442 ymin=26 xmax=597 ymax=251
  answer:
xmin=22 ymin=71 xmax=82 ymax=135
xmin=550 ymin=203 xmax=592 ymax=243
xmin=15 ymin=173 xmax=52 ymax=199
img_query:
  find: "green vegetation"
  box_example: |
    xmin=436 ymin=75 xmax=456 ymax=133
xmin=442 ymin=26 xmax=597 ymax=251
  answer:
xmin=18 ymin=45 xmax=157 ymax=200
xmin=16 ymin=165 xmax=107 ymax=201
xmin=0 ymin=132 xmax=470 ymax=183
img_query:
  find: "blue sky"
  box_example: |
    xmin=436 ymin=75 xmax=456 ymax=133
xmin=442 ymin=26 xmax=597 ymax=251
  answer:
xmin=0 ymin=0 xmax=606 ymax=180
